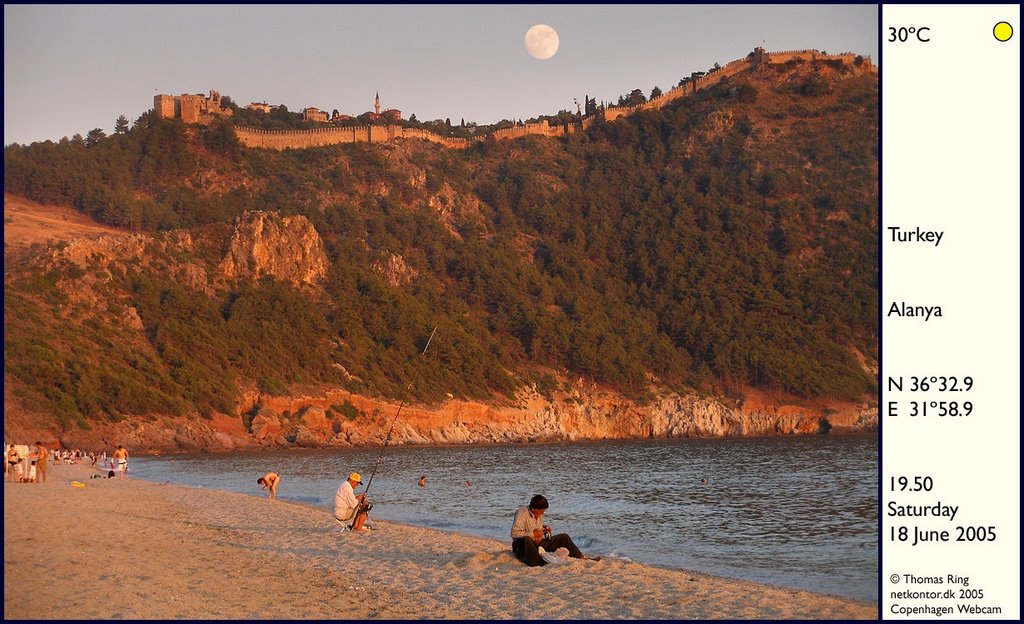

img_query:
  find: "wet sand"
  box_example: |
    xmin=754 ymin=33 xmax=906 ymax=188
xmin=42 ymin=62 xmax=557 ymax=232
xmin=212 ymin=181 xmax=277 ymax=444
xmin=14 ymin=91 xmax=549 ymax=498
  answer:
xmin=4 ymin=462 xmax=876 ymax=619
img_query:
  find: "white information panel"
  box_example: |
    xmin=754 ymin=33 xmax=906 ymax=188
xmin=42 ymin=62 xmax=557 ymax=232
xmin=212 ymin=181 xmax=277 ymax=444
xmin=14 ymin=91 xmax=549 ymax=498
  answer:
xmin=882 ymin=4 xmax=1020 ymax=620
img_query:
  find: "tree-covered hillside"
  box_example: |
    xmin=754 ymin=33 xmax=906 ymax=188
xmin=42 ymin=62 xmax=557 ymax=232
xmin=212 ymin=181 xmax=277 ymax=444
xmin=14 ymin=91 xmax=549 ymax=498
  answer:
xmin=4 ymin=61 xmax=877 ymax=429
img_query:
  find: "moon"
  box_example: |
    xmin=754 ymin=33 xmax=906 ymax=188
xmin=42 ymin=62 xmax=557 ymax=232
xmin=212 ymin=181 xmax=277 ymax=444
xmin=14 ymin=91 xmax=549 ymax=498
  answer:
xmin=524 ymin=24 xmax=559 ymax=60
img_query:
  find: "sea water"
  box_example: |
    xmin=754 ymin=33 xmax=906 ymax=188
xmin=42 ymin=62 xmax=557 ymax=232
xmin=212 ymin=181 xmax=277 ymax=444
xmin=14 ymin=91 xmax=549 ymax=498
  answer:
xmin=128 ymin=434 xmax=877 ymax=602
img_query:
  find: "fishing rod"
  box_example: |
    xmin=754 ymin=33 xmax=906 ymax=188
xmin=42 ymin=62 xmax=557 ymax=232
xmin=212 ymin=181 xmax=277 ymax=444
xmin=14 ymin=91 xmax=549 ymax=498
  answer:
xmin=353 ymin=326 xmax=437 ymax=526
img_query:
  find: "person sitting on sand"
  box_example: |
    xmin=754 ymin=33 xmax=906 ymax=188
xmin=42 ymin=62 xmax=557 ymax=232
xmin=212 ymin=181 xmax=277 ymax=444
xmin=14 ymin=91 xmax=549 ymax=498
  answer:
xmin=334 ymin=472 xmax=370 ymax=531
xmin=257 ymin=472 xmax=280 ymax=499
xmin=510 ymin=495 xmax=597 ymax=566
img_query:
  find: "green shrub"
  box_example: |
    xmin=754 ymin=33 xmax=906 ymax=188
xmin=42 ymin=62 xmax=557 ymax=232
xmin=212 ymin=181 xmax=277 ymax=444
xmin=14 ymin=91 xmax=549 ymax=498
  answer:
xmin=333 ymin=400 xmax=360 ymax=421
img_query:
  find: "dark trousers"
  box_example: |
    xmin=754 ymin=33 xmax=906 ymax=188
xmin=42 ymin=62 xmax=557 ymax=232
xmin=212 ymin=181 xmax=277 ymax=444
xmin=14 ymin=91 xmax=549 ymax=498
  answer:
xmin=511 ymin=534 xmax=584 ymax=566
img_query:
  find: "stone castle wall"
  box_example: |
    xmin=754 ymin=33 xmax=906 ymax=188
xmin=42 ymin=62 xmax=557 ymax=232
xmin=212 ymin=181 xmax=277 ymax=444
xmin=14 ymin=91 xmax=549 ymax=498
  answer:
xmin=236 ymin=118 xmax=601 ymax=151
xmin=603 ymin=49 xmax=868 ymax=122
xmin=764 ymin=49 xmax=863 ymax=66
xmin=233 ymin=48 xmax=868 ymax=150
xmin=235 ymin=125 xmax=474 ymax=150
xmin=487 ymin=116 xmax=594 ymax=141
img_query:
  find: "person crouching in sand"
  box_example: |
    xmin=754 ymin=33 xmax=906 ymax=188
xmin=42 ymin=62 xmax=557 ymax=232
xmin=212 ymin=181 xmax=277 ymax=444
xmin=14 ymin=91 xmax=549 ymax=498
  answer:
xmin=510 ymin=495 xmax=599 ymax=566
xmin=257 ymin=472 xmax=280 ymax=499
xmin=334 ymin=472 xmax=370 ymax=531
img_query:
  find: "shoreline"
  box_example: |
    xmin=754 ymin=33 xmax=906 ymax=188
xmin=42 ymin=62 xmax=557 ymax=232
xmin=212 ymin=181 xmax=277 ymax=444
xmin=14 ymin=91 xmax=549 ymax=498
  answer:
xmin=5 ymin=462 xmax=877 ymax=619
xmin=129 ymin=429 xmax=878 ymax=458
xmin=5 ymin=377 xmax=877 ymax=456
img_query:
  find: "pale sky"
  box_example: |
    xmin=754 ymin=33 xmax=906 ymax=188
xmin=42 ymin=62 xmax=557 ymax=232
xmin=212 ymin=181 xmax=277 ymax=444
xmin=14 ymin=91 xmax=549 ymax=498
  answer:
xmin=4 ymin=4 xmax=878 ymax=146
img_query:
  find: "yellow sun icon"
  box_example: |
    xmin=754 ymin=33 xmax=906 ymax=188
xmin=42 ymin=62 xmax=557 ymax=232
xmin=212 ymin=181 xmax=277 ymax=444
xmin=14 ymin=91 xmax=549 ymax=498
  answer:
xmin=993 ymin=21 xmax=1013 ymax=42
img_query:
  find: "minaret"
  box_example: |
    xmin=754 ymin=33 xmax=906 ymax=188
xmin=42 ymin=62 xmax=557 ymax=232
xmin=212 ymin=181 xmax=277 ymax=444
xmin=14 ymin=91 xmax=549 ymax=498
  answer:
xmin=375 ymin=92 xmax=381 ymax=115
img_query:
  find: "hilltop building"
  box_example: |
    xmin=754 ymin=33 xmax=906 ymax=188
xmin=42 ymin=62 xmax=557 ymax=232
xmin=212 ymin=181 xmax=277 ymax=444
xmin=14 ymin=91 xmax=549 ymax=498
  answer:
xmin=368 ymin=92 xmax=402 ymax=123
xmin=154 ymin=90 xmax=233 ymax=124
xmin=247 ymin=101 xmax=272 ymax=114
xmin=303 ymin=107 xmax=329 ymax=123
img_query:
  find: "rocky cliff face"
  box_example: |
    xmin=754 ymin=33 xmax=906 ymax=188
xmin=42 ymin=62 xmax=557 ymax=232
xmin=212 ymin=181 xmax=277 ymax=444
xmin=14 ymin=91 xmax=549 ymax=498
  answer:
xmin=29 ymin=384 xmax=877 ymax=454
xmin=219 ymin=211 xmax=328 ymax=285
xmin=40 ymin=210 xmax=326 ymax=295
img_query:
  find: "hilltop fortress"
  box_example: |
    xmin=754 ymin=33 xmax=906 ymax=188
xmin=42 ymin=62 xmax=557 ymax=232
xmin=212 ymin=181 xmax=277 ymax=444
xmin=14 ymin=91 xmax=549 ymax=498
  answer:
xmin=155 ymin=90 xmax=232 ymax=124
xmin=157 ymin=48 xmax=872 ymax=151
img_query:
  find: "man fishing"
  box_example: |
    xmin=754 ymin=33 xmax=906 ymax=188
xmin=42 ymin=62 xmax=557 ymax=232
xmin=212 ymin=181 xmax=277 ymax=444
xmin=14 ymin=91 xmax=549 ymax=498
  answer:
xmin=334 ymin=472 xmax=370 ymax=531
xmin=510 ymin=495 xmax=598 ymax=566
xmin=339 ymin=327 xmax=436 ymax=532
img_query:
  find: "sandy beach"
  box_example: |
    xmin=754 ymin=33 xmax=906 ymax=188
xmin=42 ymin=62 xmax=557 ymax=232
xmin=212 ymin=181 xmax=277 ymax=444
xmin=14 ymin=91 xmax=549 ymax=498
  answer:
xmin=4 ymin=462 xmax=876 ymax=619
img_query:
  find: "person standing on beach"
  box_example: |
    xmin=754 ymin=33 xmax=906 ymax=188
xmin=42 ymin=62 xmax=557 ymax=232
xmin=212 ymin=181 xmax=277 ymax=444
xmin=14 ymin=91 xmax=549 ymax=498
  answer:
xmin=510 ymin=495 xmax=595 ymax=566
xmin=334 ymin=472 xmax=369 ymax=531
xmin=257 ymin=472 xmax=280 ymax=499
xmin=33 ymin=442 xmax=48 ymax=483
xmin=6 ymin=445 xmax=18 ymax=481
xmin=418 ymin=475 xmax=426 ymax=487
xmin=113 ymin=445 xmax=129 ymax=478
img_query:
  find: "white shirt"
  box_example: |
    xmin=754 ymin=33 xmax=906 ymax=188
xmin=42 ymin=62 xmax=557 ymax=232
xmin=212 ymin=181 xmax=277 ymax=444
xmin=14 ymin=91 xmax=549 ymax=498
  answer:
xmin=334 ymin=480 xmax=360 ymax=520
xmin=511 ymin=506 xmax=543 ymax=539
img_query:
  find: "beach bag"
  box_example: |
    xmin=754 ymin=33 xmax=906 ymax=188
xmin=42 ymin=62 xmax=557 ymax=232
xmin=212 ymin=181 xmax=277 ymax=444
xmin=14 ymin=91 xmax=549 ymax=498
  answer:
xmin=539 ymin=546 xmax=572 ymax=565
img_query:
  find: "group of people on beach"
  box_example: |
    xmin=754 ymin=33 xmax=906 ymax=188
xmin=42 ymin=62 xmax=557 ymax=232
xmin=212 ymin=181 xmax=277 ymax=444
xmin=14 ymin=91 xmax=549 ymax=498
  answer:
xmin=4 ymin=443 xmax=131 ymax=482
xmin=254 ymin=468 xmax=597 ymax=564
xmin=5 ymin=442 xmax=48 ymax=483
xmin=80 ymin=445 xmax=131 ymax=478
xmin=83 ymin=445 xmax=130 ymax=478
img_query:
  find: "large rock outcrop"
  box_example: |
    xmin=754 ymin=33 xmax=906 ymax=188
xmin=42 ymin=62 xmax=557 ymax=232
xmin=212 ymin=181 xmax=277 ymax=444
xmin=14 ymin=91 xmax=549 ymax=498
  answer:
xmin=371 ymin=252 xmax=418 ymax=287
xmin=219 ymin=211 xmax=328 ymax=284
